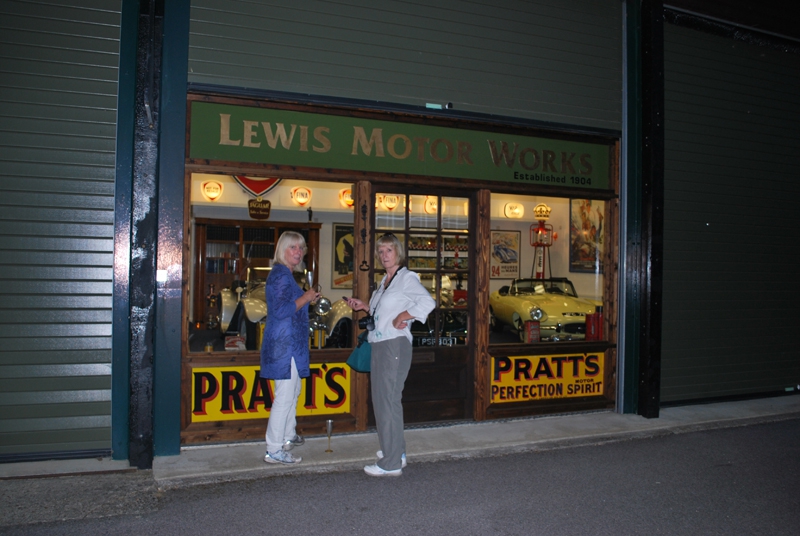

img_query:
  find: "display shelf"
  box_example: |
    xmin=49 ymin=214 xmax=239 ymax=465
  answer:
xmin=192 ymin=219 xmax=320 ymax=333
xmin=373 ymin=193 xmax=469 ymax=349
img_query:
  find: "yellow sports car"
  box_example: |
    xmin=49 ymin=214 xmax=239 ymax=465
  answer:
xmin=489 ymin=278 xmax=601 ymax=341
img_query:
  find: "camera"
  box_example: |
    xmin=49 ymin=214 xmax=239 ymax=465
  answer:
xmin=358 ymin=315 xmax=375 ymax=331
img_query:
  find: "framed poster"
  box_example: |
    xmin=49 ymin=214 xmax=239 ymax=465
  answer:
xmin=332 ymin=224 xmax=354 ymax=288
xmin=569 ymin=199 xmax=604 ymax=274
xmin=490 ymin=230 xmax=521 ymax=279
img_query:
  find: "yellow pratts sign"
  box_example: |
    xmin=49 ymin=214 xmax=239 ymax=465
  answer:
xmin=191 ymin=364 xmax=350 ymax=423
xmin=491 ymin=353 xmax=604 ymax=403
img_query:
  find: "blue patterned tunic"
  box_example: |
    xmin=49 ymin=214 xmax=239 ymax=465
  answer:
xmin=259 ymin=263 xmax=310 ymax=379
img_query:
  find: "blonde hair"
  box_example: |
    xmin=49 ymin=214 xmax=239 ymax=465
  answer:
xmin=375 ymin=233 xmax=405 ymax=265
xmin=273 ymin=231 xmax=307 ymax=270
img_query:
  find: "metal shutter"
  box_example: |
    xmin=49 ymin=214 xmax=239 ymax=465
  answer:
xmin=661 ymin=23 xmax=800 ymax=401
xmin=188 ymin=0 xmax=622 ymax=131
xmin=0 ymin=0 xmax=120 ymax=459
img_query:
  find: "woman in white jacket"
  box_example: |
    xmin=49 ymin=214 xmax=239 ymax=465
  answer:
xmin=344 ymin=233 xmax=435 ymax=477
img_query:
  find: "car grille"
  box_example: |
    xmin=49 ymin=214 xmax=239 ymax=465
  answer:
xmin=561 ymin=322 xmax=586 ymax=335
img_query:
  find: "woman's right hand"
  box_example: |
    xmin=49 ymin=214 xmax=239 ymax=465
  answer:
xmin=343 ymin=296 xmax=367 ymax=312
xmin=303 ymin=287 xmax=320 ymax=305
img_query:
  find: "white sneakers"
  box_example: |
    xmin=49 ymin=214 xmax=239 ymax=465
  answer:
xmin=376 ymin=450 xmax=407 ymax=468
xmin=365 ymin=450 xmax=406 ymax=476
xmin=264 ymin=450 xmax=302 ymax=464
xmin=364 ymin=464 xmax=402 ymax=477
xmin=283 ymin=435 xmax=305 ymax=451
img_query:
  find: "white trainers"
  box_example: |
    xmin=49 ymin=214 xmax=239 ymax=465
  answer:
xmin=283 ymin=435 xmax=305 ymax=451
xmin=376 ymin=450 xmax=407 ymax=468
xmin=364 ymin=464 xmax=402 ymax=477
xmin=264 ymin=450 xmax=302 ymax=464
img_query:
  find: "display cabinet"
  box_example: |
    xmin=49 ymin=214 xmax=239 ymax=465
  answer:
xmin=192 ymin=218 xmax=320 ymax=330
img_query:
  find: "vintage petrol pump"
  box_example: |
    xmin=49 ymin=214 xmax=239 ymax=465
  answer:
xmin=530 ymin=203 xmax=555 ymax=279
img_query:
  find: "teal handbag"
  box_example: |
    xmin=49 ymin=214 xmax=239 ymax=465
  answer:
xmin=346 ymin=331 xmax=371 ymax=373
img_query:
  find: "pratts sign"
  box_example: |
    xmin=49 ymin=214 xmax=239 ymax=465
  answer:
xmin=189 ymin=102 xmax=612 ymax=190
xmin=491 ymin=353 xmax=604 ymax=402
xmin=191 ymin=364 xmax=350 ymax=423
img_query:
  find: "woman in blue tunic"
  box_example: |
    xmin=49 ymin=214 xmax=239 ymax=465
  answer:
xmin=261 ymin=231 xmax=319 ymax=465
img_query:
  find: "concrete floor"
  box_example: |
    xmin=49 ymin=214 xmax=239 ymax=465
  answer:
xmin=2 ymin=394 xmax=799 ymax=490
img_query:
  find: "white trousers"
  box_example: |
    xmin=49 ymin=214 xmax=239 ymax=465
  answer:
xmin=265 ymin=357 xmax=301 ymax=453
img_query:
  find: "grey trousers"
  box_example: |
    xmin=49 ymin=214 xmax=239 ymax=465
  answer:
xmin=371 ymin=336 xmax=412 ymax=471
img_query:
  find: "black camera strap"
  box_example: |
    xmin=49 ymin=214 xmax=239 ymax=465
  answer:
xmin=370 ymin=266 xmax=404 ymax=316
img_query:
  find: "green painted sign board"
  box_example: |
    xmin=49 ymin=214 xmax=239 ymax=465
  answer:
xmin=189 ymin=102 xmax=612 ymax=190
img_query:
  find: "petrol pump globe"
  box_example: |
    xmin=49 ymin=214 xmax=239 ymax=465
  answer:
xmin=530 ymin=203 xmax=555 ymax=279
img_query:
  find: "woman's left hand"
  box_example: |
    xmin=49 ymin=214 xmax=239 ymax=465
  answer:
xmin=392 ymin=314 xmax=409 ymax=330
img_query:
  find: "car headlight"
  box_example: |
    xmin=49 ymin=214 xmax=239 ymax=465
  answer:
xmin=312 ymin=297 xmax=332 ymax=316
xmin=309 ymin=317 xmax=326 ymax=330
xmin=530 ymin=307 xmax=546 ymax=322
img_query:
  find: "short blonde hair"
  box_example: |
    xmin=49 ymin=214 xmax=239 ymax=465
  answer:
xmin=375 ymin=233 xmax=405 ymax=265
xmin=273 ymin=231 xmax=307 ymax=270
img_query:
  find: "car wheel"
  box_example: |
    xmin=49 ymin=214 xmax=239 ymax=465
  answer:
xmin=240 ymin=315 xmax=259 ymax=351
xmin=489 ymin=308 xmax=504 ymax=333
xmin=326 ymin=318 xmax=352 ymax=348
xmin=511 ymin=313 xmax=526 ymax=341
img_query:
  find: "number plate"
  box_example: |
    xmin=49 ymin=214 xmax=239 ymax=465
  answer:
xmin=415 ymin=336 xmax=457 ymax=346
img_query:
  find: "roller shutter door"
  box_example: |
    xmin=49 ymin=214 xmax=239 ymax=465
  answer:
xmin=661 ymin=23 xmax=800 ymax=401
xmin=188 ymin=0 xmax=623 ymax=131
xmin=0 ymin=0 xmax=120 ymax=459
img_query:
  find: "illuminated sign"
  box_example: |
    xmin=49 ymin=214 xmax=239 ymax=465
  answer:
xmin=533 ymin=203 xmax=552 ymax=220
xmin=201 ymin=180 xmax=223 ymax=201
xmin=339 ymin=188 xmax=354 ymax=208
xmin=291 ymin=186 xmax=312 ymax=206
xmin=379 ymin=194 xmax=400 ymax=211
xmin=491 ymin=353 xmax=604 ymax=403
xmin=191 ymin=364 xmax=351 ymax=423
xmin=424 ymin=196 xmax=438 ymax=214
xmin=504 ymin=202 xmax=524 ymax=219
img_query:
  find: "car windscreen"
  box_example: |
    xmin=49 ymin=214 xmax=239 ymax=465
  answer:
xmin=514 ymin=280 xmax=578 ymax=297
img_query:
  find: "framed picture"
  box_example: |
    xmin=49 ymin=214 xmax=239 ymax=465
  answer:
xmin=569 ymin=199 xmax=604 ymax=274
xmin=490 ymin=230 xmax=521 ymax=279
xmin=332 ymin=223 xmax=354 ymax=288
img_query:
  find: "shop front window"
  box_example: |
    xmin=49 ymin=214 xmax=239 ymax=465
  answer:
xmin=187 ymin=174 xmax=356 ymax=353
xmin=489 ymin=194 xmax=605 ymax=344
xmin=375 ymin=192 xmax=470 ymax=348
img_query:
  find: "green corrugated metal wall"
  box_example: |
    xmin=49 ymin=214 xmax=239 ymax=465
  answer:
xmin=188 ymin=0 xmax=623 ymax=131
xmin=0 ymin=0 xmax=120 ymax=457
xmin=661 ymin=24 xmax=800 ymax=401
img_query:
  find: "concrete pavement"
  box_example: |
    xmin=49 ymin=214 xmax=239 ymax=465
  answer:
xmin=2 ymin=394 xmax=799 ymax=490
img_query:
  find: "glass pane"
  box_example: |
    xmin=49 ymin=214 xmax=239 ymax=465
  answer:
xmin=375 ymin=193 xmax=406 ymax=230
xmin=419 ymin=274 xmax=437 ymax=302
xmin=442 ymin=234 xmax=468 ymax=270
xmin=409 ymin=194 xmax=437 ymax=229
xmin=489 ymin=193 xmax=605 ymax=344
xmin=407 ymin=234 xmax=437 ymax=270
xmin=316 ymin=301 xmax=353 ymax=349
xmin=442 ymin=196 xmax=469 ymax=230
xmin=188 ymin=176 xmax=356 ymax=354
xmin=443 ymin=272 xmax=468 ymax=308
xmin=442 ymin=309 xmax=468 ymax=345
